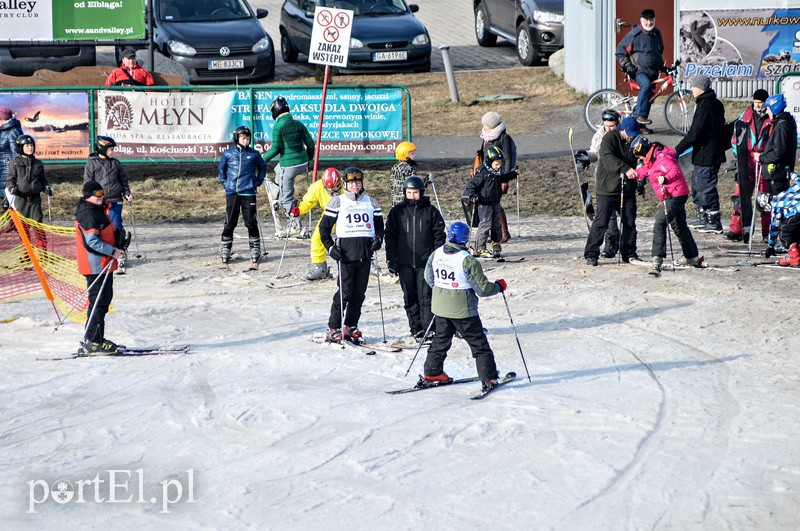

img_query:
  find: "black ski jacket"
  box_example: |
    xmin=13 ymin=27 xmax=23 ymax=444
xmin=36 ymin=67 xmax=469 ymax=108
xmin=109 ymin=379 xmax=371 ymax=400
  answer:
xmin=385 ymin=196 xmax=446 ymax=269
xmin=464 ymin=164 xmax=518 ymax=205
xmin=6 ymin=154 xmax=47 ymax=197
xmin=760 ymin=111 xmax=797 ymax=174
xmin=675 ymin=89 xmax=727 ymax=167
xmin=595 ymin=129 xmax=638 ymax=196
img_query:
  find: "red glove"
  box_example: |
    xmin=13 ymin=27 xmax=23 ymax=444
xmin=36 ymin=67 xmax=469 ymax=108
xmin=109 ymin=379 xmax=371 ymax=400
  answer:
xmin=495 ymin=279 xmax=507 ymax=292
xmin=290 ymin=206 xmax=300 ymax=217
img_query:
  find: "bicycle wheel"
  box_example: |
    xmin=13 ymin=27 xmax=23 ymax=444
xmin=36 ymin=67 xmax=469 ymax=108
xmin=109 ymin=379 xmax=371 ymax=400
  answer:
xmin=583 ymin=89 xmax=629 ymax=132
xmin=664 ymin=89 xmax=695 ymax=135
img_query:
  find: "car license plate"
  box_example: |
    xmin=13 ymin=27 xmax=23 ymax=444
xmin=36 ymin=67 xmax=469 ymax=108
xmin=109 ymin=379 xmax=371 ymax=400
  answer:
xmin=208 ymin=59 xmax=244 ymax=70
xmin=373 ymin=51 xmax=407 ymax=62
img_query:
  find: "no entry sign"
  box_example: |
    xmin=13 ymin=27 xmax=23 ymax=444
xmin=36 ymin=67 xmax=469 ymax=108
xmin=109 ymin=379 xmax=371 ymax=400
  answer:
xmin=309 ymin=6 xmax=354 ymax=68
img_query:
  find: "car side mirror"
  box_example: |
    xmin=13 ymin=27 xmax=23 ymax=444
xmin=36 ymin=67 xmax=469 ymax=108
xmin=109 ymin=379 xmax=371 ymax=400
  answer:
xmin=256 ymin=8 xmax=268 ymax=19
xmin=409 ymin=4 xmax=419 ymax=13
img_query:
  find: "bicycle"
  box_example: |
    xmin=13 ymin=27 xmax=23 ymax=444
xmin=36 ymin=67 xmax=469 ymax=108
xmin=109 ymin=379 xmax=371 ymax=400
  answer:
xmin=583 ymin=60 xmax=694 ymax=135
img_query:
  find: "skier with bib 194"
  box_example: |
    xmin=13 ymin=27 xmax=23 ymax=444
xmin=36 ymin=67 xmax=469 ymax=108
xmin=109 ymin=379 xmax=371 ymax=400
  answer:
xmin=319 ymin=167 xmax=384 ymax=344
xmin=422 ymin=221 xmax=507 ymax=393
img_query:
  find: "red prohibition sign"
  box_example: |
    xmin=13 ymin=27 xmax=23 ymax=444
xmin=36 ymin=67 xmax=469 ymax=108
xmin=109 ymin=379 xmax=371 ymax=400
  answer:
xmin=324 ymin=26 xmax=339 ymax=42
xmin=334 ymin=12 xmax=350 ymax=28
xmin=316 ymin=9 xmax=333 ymax=26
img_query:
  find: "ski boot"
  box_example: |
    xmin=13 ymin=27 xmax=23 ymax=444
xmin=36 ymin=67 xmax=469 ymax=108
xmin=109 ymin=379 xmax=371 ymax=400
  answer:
xmin=492 ymin=243 xmax=502 ymax=258
xmin=117 ymin=250 xmax=127 ymax=274
xmin=600 ymin=234 xmax=618 ymax=259
xmin=697 ymin=211 xmax=724 ymax=234
xmin=422 ymin=372 xmax=450 ymax=384
xmin=481 ymin=378 xmax=499 ymax=393
xmin=219 ymin=237 xmax=233 ymax=268
xmin=325 ymin=328 xmax=343 ymax=343
xmin=79 ymin=339 xmax=119 ymax=356
xmin=248 ymin=237 xmax=261 ymax=270
xmin=676 ymin=255 xmax=704 ymax=267
xmin=649 ymin=257 xmax=663 ymax=276
xmin=473 ymin=248 xmax=493 ymax=259
xmin=343 ymin=325 xmax=363 ymax=343
xmin=306 ymin=262 xmax=330 ymax=281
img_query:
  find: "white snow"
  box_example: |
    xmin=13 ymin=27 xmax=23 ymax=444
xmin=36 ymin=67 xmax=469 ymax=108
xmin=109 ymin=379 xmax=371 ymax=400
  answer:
xmin=1 ymin=217 xmax=798 ymax=529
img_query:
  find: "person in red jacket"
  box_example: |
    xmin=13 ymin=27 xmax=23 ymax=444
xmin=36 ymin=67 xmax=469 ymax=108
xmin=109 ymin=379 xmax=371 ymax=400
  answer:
xmin=75 ymin=181 xmax=126 ymax=355
xmin=633 ymin=136 xmax=700 ymax=273
xmin=105 ymin=48 xmax=155 ymax=87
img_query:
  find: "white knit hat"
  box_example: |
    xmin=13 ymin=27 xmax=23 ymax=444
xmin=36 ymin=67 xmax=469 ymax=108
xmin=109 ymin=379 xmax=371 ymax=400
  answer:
xmin=481 ymin=111 xmax=502 ymax=129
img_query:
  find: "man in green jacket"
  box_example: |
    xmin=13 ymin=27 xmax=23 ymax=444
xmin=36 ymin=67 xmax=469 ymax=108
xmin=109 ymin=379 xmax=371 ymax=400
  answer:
xmin=262 ymin=96 xmax=315 ymax=237
xmin=421 ymin=221 xmax=507 ymax=393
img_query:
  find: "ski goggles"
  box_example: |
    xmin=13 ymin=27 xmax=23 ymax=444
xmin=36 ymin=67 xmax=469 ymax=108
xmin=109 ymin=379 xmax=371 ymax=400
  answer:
xmin=602 ymin=112 xmax=620 ymax=122
xmin=88 ymin=188 xmax=105 ymax=198
xmin=343 ymin=170 xmax=364 ymax=182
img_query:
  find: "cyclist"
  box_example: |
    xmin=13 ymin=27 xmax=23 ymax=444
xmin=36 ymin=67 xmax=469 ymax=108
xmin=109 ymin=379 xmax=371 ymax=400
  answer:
xmin=615 ymin=8 xmax=664 ymax=129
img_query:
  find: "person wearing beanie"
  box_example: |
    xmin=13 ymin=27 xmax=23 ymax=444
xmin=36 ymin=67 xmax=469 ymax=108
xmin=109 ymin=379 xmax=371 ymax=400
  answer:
xmin=74 ymin=180 xmax=126 ymax=355
xmin=726 ymin=88 xmax=774 ymax=242
xmin=476 ymin=111 xmax=517 ymax=243
xmin=584 ymin=116 xmax=641 ymax=266
xmin=390 ymin=141 xmax=419 ymax=206
xmin=615 ymin=8 xmax=664 ymax=126
xmin=105 ymin=48 xmax=155 ymax=87
xmin=755 ymin=93 xmax=797 ymax=205
xmin=0 ymin=105 xmax=23 ymax=211
xmin=675 ymin=73 xmax=727 ymax=234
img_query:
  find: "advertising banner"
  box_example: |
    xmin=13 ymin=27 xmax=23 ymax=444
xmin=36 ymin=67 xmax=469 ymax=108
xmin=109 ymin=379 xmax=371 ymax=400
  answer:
xmin=242 ymin=87 xmax=404 ymax=158
xmin=0 ymin=92 xmax=90 ymax=160
xmin=778 ymin=74 xmax=800 ymax=145
xmin=0 ymin=0 xmax=145 ymax=42
xmin=96 ymin=90 xmax=237 ymax=160
xmin=679 ymin=7 xmax=800 ymax=81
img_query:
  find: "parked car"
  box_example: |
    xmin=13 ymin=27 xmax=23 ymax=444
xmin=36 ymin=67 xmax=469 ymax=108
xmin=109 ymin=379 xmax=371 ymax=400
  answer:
xmin=280 ymin=0 xmax=431 ymax=73
xmin=152 ymin=0 xmax=275 ymax=83
xmin=473 ymin=0 xmax=564 ymax=66
xmin=0 ymin=45 xmax=96 ymax=76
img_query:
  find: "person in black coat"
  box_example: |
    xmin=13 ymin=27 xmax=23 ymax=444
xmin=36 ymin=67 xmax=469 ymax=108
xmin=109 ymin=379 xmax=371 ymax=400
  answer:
xmin=615 ymin=8 xmax=664 ymax=125
xmin=384 ymin=175 xmax=446 ymax=340
xmin=675 ymin=74 xmax=727 ymax=234
xmin=756 ymin=94 xmax=797 ymax=197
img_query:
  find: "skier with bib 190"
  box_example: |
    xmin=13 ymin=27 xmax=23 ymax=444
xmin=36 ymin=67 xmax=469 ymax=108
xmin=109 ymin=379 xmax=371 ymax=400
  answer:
xmin=290 ymin=167 xmax=342 ymax=280
xmin=422 ymin=221 xmax=507 ymax=393
xmin=319 ymin=167 xmax=384 ymax=344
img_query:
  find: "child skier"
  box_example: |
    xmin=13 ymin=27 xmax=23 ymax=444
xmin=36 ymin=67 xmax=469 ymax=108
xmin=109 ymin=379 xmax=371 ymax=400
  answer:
xmin=290 ymin=167 xmax=342 ymax=280
xmin=422 ymin=221 xmax=507 ymax=392
xmin=83 ymin=136 xmax=133 ymax=271
xmin=390 ymin=141 xmax=418 ymax=206
xmin=319 ymin=167 xmax=384 ymax=343
xmin=384 ymin=175 xmax=446 ymax=341
xmin=463 ymin=145 xmax=519 ymax=258
xmin=765 ymin=172 xmax=800 ymax=266
xmin=6 ymin=135 xmax=51 ymax=224
xmin=632 ymin=136 xmax=701 ymax=273
xmin=218 ymin=125 xmax=267 ymax=269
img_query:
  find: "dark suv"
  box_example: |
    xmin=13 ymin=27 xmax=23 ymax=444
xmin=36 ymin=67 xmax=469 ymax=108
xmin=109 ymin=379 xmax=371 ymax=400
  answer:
xmin=473 ymin=0 xmax=564 ymax=66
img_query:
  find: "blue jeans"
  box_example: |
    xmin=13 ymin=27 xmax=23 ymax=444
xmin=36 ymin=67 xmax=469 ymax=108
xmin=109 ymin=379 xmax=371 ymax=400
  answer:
xmin=108 ymin=202 xmax=124 ymax=231
xmin=635 ymin=72 xmax=654 ymax=118
xmin=691 ymin=165 xmax=721 ymax=212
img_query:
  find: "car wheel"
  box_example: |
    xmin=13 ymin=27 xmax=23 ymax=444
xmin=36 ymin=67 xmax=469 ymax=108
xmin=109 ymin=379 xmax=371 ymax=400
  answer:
xmin=281 ymin=30 xmax=299 ymax=63
xmin=516 ymin=24 xmax=540 ymax=66
xmin=474 ymin=2 xmax=497 ymax=47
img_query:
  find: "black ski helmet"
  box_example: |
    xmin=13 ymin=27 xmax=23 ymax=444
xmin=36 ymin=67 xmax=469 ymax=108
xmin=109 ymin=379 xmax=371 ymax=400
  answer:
xmin=631 ymin=135 xmax=652 ymax=158
xmin=343 ymin=167 xmax=364 ymax=183
xmin=485 ymin=145 xmax=504 ymax=164
xmin=402 ymin=175 xmax=426 ymax=192
xmin=271 ymin=96 xmax=290 ymax=120
xmin=95 ymin=135 xmax=117 ymax=156
xmin=15 ymin=134 xmax=35 ymax=154
xmin=233 ymin=125 xmax=251 ymax=147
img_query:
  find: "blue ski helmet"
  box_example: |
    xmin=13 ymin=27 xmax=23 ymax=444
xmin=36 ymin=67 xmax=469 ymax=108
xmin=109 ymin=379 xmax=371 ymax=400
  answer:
xmin=448 ymin=221 xmax=470 ymax=245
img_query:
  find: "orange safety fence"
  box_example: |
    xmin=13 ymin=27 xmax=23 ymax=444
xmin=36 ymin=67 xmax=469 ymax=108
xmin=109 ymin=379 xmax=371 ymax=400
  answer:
xmin=0 ymin=210 xmax=94 ymax=323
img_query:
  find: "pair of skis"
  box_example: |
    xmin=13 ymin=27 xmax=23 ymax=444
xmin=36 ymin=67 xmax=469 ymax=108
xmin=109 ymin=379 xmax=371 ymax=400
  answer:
xmin=386 ymin=371 xmax=517 ymax=400
xmin=40 ymin=345 xmax=189 ymax=361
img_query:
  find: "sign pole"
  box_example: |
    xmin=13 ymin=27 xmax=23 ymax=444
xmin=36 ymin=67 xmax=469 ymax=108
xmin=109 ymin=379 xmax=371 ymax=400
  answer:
xmin=311 ymin=64 xmax=331 ymax=183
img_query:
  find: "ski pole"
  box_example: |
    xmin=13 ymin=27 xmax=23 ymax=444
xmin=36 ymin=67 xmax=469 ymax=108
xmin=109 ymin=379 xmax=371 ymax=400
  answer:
xmin=83 ymin=262 xmax=114 ymax=341
xmin=469 ymin=200 xmax=478 ymax=252
xmin=46 ymin=193 xmax=52 ymax=224
xmin=516 ymin=173 xmax=520 ymax=237
xmin=337 ymin=256 xmax=345 ymax=350
xmin=428 ymin=173 xmax=445 ymax=223
xmin=255 ymin=211 xmax=267 ymax=259
xmin=373 ymin=255 xmax=387 ymax=343
xmin=54 ymin=260 xmax=114 ymax=332
xmin=405 ymin=315 xmax=435 ymax=377
xmin=568 ymin=128 xmax=591 ymax=232
xmin=126 ymin=200 xmax=142 ymax=259
xmin=273 ymin=223 xmax=290 ymax=280
xmin=659 ymin=180 xmax=676 ymax=272
xmin=500 ymin=291 xmax=531 ymax=383
xmin=747 ymin=161 xmax=761 ymax=255
xmin=618 ymin=174 xmax=625 ymax=265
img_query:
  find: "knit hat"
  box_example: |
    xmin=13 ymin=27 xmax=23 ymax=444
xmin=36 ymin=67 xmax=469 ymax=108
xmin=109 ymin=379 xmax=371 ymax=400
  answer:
xmin=619 ymin=116 xmax=640 ymax=138
xmin=82 ymin=180 xmax=105 ymax=199
xmin=0 ymin=106 xmax=12 ymax=120
xmin=691 ymin=74 xmax=711 ymax=91
xmin=752 ymin=89 xmax=769 ymax=102
xmin=481 ymin=111 xmax=503 ymax=129
xmin=765 ymin=94 xmax=786 ymax=115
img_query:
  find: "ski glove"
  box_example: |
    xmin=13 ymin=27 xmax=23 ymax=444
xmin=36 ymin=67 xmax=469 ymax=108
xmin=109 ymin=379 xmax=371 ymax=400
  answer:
xmin=636 ymin=179 xmax=647 ymax=197
xmin=290 ymin=206 xmax=300 ymax=217
xmin=574 ymin=150 xmax=590 ymax=171
xmin=328 ymin=245 xmax=342 ymax=261
xmin=469 ymin=195 xmax=478 ymax=204
xmin=765 ymin=246 xmax=776 ymax=259
xmin=45 ymin=186 xmax=53 ymax=197
xmin=495 ymin=279 xmax=508 ymax=292
xmin=623 ymin=63 xmax=638 ymax=78
xmin=387 ymin=261 xmax=398 ymax=276
xmin=371 ymin=237 xmax=382 ymax=252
